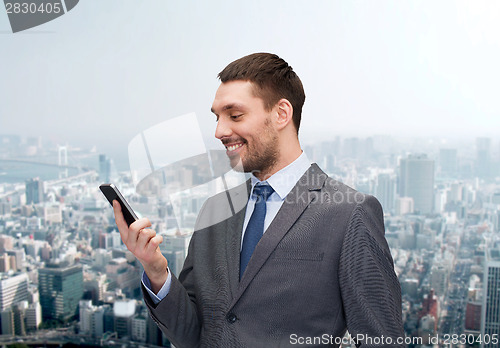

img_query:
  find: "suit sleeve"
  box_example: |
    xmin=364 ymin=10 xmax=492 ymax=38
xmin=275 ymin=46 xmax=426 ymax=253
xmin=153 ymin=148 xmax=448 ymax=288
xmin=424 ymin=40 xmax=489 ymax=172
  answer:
xmin=142 ymin=203 xmax=207 ymax=348
xmin=339 ymin=195 xmax=405 ymax=348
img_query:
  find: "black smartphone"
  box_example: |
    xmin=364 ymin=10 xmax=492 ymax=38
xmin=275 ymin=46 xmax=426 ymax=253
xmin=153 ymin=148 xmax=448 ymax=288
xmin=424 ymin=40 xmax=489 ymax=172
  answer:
xmin=99 ymin=183 xmax=138 ymax=227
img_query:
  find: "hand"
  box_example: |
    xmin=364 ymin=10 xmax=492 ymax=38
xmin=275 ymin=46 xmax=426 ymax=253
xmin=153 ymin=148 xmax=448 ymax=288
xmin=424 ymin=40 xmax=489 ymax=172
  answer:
xmin=113 ymin=200 xmax=168 ymax=293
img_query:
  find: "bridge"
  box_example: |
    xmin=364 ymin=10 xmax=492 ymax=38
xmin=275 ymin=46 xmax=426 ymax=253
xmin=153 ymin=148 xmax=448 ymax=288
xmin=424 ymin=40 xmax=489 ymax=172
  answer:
xmin=0 ymin=158 xmax=92 ymax=171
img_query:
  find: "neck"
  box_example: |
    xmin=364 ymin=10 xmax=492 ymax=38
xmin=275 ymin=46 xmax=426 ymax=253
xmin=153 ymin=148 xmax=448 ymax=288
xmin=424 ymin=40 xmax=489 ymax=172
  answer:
xmin=254 ymin=144 xmax=302 ymax=181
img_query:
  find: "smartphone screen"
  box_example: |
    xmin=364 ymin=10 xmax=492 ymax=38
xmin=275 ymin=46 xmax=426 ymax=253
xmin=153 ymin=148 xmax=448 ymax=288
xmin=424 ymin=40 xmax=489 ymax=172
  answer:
xmin=99 ymin=183 xmax=138 ymax=227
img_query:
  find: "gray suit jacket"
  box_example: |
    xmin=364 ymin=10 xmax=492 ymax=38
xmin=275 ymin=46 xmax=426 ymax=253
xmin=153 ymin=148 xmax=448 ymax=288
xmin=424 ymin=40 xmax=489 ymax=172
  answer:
xmin=143 ymin=164 xmax=404 ymax=347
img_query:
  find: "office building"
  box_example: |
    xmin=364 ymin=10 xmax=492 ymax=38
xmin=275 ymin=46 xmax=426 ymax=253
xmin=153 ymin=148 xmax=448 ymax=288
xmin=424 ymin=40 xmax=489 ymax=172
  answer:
xmin=38 ymin=263 xmax=83 ymax=322
xmin=430 ymin=264 xmax=448 ymax=296
xmin=476 ymin=137 xmax=491 ymax=179
xmin=79 ymin=300 xmax=105 ymax=337
xmin=6 ymin=249 xmax=24 ymax=271
xmin=132 ymin=312 xmax=147 ymax=342
xmin=0 ymin=254 xmax=10 ymax=272
xmin=399 ymin=154 xmax=435 ymax=214
xmin=25 ymin=302 xmax=42 ymax=331
xmin=25 ymin=178 xmax=44 ymax=204
xmin=395 ymin=197 xmax=414 ymax=216
xmin=0 ymin=273 xmax=29 ymax=312
xmin=0 ymin=309 xmax=14 ymax=335
xmin=0 ymin=235 xmax=14 ymax=253
xmin=0 ymin=301 xmax=27 ymax=335
xmin=481 ymin=246 xmax=500 ymax=347
xmin=13 ymin=301 xmax=27 ymax=335
xmin=439 ymin=148 xmax=458 ymax=177
xmin=99 ymin=154 xmax=112 ymax=183
xmin=114 ymin=300 xmax=136 ymax=339
xmin=376 ymin=173 xmax=396 ymax=214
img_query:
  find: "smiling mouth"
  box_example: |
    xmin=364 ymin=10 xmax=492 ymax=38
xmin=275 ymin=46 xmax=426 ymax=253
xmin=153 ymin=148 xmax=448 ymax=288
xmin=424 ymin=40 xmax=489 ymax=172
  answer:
xmin=226 ymin=143 xmax=244 ymax=151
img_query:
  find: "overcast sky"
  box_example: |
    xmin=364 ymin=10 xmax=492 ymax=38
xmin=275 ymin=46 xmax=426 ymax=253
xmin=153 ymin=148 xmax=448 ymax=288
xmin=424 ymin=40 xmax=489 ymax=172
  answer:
xmin=1 ymin=1 xmax=499 ymax=165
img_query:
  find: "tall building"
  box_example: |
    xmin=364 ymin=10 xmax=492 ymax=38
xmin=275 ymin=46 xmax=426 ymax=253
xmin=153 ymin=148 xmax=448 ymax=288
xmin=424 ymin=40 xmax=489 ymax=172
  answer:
xmin=0 ymin=235 xmax=14 ymax=252
xmin=0 ymin=254 xmax=10 ymax=272
xmin=132 ymin=312 xmax=147 ymax=342
xmin=0 ymin=309 xmax=14 ymax=335
xmin=99 ymin=154 xmax=112 ymax=183
xmin=25 ymin=178 xmax=44 ymax=204
xmin=399 ymin=154 xmax=435 ymax=214
xmin=79 ymin=300 xmax=93 ymax=334
xmin=13 ymin=301 xmax=27 ymax=335
xmin=376 ymin=173 xmax=396 ymax=214
xmin=430 ymin=264 xmax=448 ymax=296
xmin=114 ymin=300 xmax=136 ymax=338
xmin=38 ymin=263 xmax=83 ymax=322
xmin=79 ymin=300 xmax=105 ymax=338
xmin=439 ymin=148 xmax=458 ymax=177
xmin=25 ymin=302 xmax=42 ymax=331
xmin=6 ymin=249 xmax=24 ymax=271
xmin=0 ymin=273 xmax=29 ymax=312
xmin=476 ymin=137 xmax=491 ymax=179
xmin=481 ymin=246 xmax=500 ymax=347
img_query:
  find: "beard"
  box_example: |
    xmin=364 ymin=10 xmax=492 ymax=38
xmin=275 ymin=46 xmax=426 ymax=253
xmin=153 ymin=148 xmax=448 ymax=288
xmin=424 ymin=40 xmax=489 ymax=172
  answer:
xmin=227 ymin=119 xmax=279 ymax=176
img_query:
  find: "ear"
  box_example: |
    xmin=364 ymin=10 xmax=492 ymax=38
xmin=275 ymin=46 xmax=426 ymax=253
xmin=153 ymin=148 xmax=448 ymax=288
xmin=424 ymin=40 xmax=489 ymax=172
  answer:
xmin=275 ymin=99 xmax=294 ymax=131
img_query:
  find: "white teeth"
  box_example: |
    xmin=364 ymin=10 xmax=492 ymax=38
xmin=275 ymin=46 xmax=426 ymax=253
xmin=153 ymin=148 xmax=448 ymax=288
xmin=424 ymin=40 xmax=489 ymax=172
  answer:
xmin=227 ymin=143 xmax=243 ymax=151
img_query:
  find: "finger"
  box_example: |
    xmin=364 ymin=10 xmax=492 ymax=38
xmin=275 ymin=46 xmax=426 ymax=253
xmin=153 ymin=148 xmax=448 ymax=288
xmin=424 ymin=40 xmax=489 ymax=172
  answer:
xmin=127 ymin=218 xmax=153 ymax=250
xmin=136 ymin=228 xmax=157 ymax=252
xmin=113 ymin=200 xmax=129 ymax=241
xmin=146 ymin=234 xmax=164 ymax=254
xmin=129 ymin=218 xmax=152 ymax=232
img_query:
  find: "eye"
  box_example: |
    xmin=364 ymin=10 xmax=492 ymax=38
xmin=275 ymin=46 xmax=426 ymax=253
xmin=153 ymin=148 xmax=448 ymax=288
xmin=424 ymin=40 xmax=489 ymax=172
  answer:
xmin=230 ymin=114 xmax=243 ymax=120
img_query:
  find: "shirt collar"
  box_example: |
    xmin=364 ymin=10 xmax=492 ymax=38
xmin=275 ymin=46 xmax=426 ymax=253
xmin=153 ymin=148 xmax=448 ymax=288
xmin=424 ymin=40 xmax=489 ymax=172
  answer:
xmin=250 ymin=151 xmax=311 ymax=200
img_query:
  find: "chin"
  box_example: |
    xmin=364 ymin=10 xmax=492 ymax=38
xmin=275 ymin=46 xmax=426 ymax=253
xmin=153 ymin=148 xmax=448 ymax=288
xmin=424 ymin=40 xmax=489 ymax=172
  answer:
xmin=229 ymin=156 xmax=245 ymax=172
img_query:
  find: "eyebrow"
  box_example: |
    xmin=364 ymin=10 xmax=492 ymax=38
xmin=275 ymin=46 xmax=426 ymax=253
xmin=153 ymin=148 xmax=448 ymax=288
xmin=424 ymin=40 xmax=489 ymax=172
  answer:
xmin=211 ymin=103 xmax=245 ymax=114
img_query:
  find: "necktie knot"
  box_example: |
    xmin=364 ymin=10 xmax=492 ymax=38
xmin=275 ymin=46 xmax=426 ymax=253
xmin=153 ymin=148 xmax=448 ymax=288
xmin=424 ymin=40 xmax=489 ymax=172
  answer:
xmin=252 ymin=183 xmax=275 ymax=202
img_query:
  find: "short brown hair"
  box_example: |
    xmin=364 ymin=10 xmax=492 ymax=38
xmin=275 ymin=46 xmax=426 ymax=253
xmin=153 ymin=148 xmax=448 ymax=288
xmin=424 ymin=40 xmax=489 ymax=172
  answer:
xmin=218 ymin=53 xmax=305 ymax=133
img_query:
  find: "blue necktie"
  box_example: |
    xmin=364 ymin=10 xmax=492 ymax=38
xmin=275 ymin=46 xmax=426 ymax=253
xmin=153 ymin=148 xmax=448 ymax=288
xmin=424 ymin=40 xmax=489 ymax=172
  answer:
xmin=240 ymin=183 xmax=275 ymax=279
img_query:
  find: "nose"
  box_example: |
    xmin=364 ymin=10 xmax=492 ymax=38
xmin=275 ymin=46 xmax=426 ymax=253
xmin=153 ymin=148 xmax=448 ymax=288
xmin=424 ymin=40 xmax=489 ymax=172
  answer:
xmin=215 ymin=117 xmax=232 ymax=140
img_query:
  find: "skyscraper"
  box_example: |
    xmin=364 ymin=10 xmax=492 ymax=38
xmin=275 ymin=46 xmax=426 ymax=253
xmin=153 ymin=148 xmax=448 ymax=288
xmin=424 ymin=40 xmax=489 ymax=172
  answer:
xmin=439 ymin=148 xmax=458 ymax=178
xmin=481 ymin=244 xmax=500 ymax=347
xmin=25 ymin=178 xmax=44 ymax=204
xmin=99 ymin=154 xmax=112 ymax=183
xmin=376 ymin=173 xmax=396 ymax=214
xmin=476 ymin=137 xmax=492 ymax=179
xmin=399 ymin=154 xmax=435 ymax=214
xmin=38 ymin=263 xmax=83 ymax=322
xmin=481 ymin=246 xmax=500 ymax=347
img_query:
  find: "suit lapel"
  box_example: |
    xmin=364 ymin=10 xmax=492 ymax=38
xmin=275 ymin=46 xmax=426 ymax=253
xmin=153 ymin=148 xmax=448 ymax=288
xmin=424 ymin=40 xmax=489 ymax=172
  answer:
xmin=225 ymin=179 xmax=251 ymax=300
xmin=230 ymin=164 xmax=327 ymax=307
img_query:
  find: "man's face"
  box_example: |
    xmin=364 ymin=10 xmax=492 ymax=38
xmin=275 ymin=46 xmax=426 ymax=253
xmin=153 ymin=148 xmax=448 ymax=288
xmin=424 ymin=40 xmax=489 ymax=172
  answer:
xmin=211 ymin=80 xmax=279 ymax=175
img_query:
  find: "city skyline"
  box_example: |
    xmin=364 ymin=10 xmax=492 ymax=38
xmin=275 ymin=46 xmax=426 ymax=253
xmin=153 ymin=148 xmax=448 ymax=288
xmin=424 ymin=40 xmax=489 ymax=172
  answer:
xmin=0 ymin=131 xmax=499 ymax=346
xmin=1 ymin=1 xmax=500 ymax=345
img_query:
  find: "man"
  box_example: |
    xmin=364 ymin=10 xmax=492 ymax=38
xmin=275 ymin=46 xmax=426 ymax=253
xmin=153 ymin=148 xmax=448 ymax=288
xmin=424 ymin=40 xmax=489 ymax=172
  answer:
xmin=113 ymin=53 xmax=404 ymax=347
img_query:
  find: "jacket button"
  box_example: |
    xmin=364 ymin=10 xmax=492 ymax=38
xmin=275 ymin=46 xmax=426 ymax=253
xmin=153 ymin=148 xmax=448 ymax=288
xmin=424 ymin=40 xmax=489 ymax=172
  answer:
xmin=226 ymin=313 xmax=237 ymax=323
